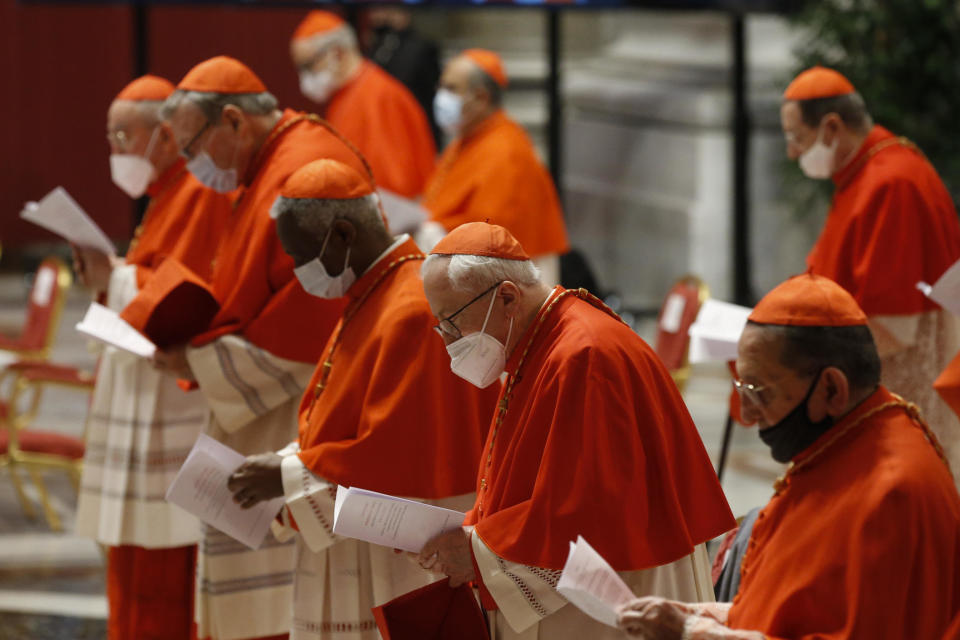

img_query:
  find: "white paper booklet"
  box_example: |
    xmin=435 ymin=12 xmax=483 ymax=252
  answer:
xmin=557 ymin=535 xmax=635 ymax=628
xmin=165 ymin=434 xmax=284 ymax=550
xmin=687 ymin=299 xmax=753 ymax=363
xmin=20 ymin=187 xmax=116 ymax=256
xmin=75 ymin=302 xmax=156 ymax=359
xmin=917 ymin=258 xmax=960 ymax=316
xmin=377 ymin=189 xmax=429 ymax=234
xmin=332 ymin=485 xmax=465 ymax=553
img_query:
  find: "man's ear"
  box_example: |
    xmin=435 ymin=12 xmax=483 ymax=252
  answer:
xmin=822 ymin=113 xmax=843 ymax=143
xmin=821 ymin=366 xmax=851 ymax=417
xmin=221 ymin=105 xmax=245 ymax=133
xmin=499 ymin=281 xmax=522 ymax=318
xmin=331 ymin=218 xmax=357 ymax=247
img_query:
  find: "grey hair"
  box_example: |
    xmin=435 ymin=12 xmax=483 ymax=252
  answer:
xmin=161 ymin=89 xmax=278 ymax=123
xmin=422 ymin=253 xmax=540 ymax=294
xmin=303 ymin=25 xmax=358 ymax=55
xmin=748 ymin=321 xmax=881 ymax=392
xmin=467 ymin=66 xmax=502 ymax=108
xmin=793 ymin=92 xmax=873 ymax=135
xmin=129 ymin=100 xmax=166 ymax=126
xmin=270 ymin=194 xmax=383 ymax=234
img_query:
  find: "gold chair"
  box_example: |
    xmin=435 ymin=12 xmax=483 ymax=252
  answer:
xmin=0 ymin=256 xmax=73 ymax=362
xmin=653 ymin=274 xmax=710 ymax=393
xmin=0 ymin=361 xmax=95 ymax=531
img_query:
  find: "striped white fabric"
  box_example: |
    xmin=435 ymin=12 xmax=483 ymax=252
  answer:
xmin=187 ymin=338 xmax=314 ymax=640
xmin=75 ymin=265 xmax=204 ymax=548
xmin=276 ymin=453 xmax=473 ymax=640
xmin=472 ymin=534 xmax=713 ymax=639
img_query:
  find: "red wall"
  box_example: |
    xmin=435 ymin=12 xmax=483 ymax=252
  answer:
xmin=0 ymin=1 xmax=331 ymax=251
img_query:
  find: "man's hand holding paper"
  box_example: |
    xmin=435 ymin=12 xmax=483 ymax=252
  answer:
xmin=72 ymin=245 xmax=120 ymax=292
xmin=152 ymin=344 xmax=196 ymax=381
xmin=418 ymin=527 xmax=475 ymax=587
xmin=228 ymin=452 xmax=285 ymax=509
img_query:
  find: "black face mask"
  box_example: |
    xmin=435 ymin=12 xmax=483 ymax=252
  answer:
xmin=758 ymin=370 xmax=835 ymax=463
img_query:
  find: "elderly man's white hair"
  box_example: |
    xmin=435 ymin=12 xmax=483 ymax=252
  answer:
xmin=161 ymin=89 xmax=278 ymax=123
xmin=269 ymin=194 xmax=383 ymax=235
xmin=303 ymin=24 xmax=358 ymax=53
xmin=422 ymin=253 xmax=541 ymax=294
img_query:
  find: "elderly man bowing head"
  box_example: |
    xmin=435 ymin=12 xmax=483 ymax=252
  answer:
xmin=227 ymin=160 xmax=498 ymax=640
xmin=417 ymin=223 xmax=734 ymax=640
xmin=618 ymin=274 xmax=960 ymax=640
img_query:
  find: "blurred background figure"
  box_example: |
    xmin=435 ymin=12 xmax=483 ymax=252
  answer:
xmin=364 ymin=7 xmax=443 ymax=147
xmin=421 ymin=49 xmax=569 ymax=286
xmin=290 ymin=10 xmax=436 ymax=199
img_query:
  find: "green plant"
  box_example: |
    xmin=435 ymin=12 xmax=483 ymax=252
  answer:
xmin=787 ymin=0 xmax=960 ymax=206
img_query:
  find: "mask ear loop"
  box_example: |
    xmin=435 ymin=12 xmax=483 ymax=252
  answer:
xmin=315 ymin=224 xmax=334 ymax=265
xmin=478 ymin=283 xmax=500 ymax=335
xmin=341 ymin=245 xmax=351 ymax=276
xmin=141 ymin=126 xmax=161 ymax=161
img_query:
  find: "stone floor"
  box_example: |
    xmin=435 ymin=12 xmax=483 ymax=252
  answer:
xmin=0 ymin=272 xmax=780 ymax=638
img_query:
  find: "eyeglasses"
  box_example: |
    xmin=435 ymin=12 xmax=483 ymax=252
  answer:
xmin=106 ymin=129 xmax=133 ymax=152
xmin=433 ymin=281 xmax=502 ymax=341
xmin=178 ymin=120 xmax=211 ymax=160
xmin=732 ymin=377 xmax=769 ymax=408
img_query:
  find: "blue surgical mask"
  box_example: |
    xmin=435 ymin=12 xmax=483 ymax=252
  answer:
xmin=186 ymin=150 xmax=237 ymax=193
xmin=433 ymin=89 xmax=464 ymax=136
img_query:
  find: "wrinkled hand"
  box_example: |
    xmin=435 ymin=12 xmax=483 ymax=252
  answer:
xmin=617 ymin=597 xmax=696 ymax=639
xmin=227 ymin=453 xmax=284 ymax=509
xmin=152 ymin=345 xmax=195 ymax=381
xmin=418 ymin=527 xmax=475 ymax=587
xmin=72 ymin=245 xmax=118 ymax=292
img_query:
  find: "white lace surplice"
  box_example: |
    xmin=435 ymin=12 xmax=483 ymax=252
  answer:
xmin=75 ymin=264 xmax=204 ymax=548
xmin=471 ymin=532 xmax=714 ymax=640
xmin=276 ymin=452 xmax=473 ymax=640
xmin=188 ymin=337 xmax=315 ymax=640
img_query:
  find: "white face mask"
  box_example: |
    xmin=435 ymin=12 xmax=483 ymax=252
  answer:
xmin=187 ymin=150 xmax=238 ymax=193
xmin=433 ymin=89 xmax=464 ymax=136
xmin=300 ymin=69 xmax=336 ymax=104
xmin=293 ymin=226 xmax=356 ymax=299
xmin=798 ymin=126 xmax=838 ymax=179
xmin=109 ymin=127 xmax=159 ymax=198
xmin=446 ymin=287 xmax=513 ymax=389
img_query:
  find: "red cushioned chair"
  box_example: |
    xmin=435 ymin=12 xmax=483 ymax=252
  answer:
xmin=653 ymin=274 xmax=709 ymax=393
xmin=0 ymin=354 xmax=95 ymax=531
xmin=0 ymin=257 xmax=72 ymax=364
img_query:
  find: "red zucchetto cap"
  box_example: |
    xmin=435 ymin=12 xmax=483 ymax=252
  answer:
xmin=115 ymin=74 xmax=175 ymax=102
xmin=430 ymin=222 xmax=529 ymax=261
xmin=177 ymin=56 xmax=268 ymax=94
xmin=783 ymin=66 xmax=855 ymax=101
xmin=292 ymin=10 xmax=346 ymax=41
xmin=462 ymin=49 xmax=508 ymax=89
xmin=280 ymin=159 xmax=374 ymax=200
xmin=749 ymin=274 xmax=867 ymax=327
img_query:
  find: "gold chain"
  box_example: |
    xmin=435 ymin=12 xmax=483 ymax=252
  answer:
xmin=237 ymin=112 xmax=376 ymax=212
xmin=772 ymin=394 xmax=949 ymax=495
xmin=476 ymin=287 xmax=626 ymax=517
xmin=304 ymin=253 xmax=424 ymax=421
